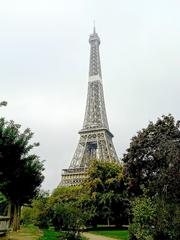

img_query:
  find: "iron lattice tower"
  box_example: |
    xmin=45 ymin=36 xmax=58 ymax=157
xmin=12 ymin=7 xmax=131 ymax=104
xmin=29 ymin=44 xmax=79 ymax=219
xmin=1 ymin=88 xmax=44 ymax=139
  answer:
xmin=60 ymin=27 xmax=118 ymax=186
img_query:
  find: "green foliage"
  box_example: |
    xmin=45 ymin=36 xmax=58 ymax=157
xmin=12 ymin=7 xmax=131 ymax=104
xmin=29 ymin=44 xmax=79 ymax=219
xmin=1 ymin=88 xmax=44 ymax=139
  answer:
xmin=0 ymin=192 xmax=7 ymax=214
xmin=129 ymin=197 xmax=156 ymax=240
xmin=0 ymin=192 xmax=6 ymax=204
xmin=84 ymin=160 xmax=129 ymax=226
xmin=0 ymin=115 xmax=44 ymax=231
xmin=0 ymin=118 xmax=44 ymax=206
xmin=48 ymin=186 xmax=90 ymax=232
xmin=39 ymin=227 xmax=64 ymax=240
xmin=63 ymin=231 xmax=83 ymax=240
xmin=123 ymin=115 xmax=180 ymax=239
xmin=123 ymin=114 xmax=180 ymax=200
xmin=51 ymin=202 xmax=88 ymax=232
xmin=31 ymin=191 xmax=49 ymax=229
xmin=21 ymin=207 xmax=33 ymax=225
xmin=129 ymin=197 xmax=180 ymax=240
xmin=25 ymin=186 xmax=89 ymax=234
xmin=21 ymin=191 xmax=50 ymax=228
xmin=49 ymin=186 xmax=83 ymax=206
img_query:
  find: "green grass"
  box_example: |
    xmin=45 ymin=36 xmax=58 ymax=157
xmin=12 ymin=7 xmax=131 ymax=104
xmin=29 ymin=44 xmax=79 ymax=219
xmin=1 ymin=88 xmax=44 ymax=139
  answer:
xmin=24 ymin=224 xmax=42 ymax=235
xmin=89 ymin=227 xmax=128 ymax=240
xmin=39 ymin=228 xmax=64 ymax=240
xmin=39 ymin=228 xmax=88 ymax=240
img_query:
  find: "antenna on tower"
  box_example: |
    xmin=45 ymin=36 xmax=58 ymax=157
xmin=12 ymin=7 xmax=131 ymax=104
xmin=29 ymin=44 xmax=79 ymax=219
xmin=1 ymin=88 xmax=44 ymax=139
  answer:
xmin=93 ymin=20 xmax=96 ymax=33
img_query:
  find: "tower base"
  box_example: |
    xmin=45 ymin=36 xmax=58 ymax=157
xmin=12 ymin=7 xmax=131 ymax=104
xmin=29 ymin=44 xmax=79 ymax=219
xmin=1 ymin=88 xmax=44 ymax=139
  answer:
xmin=60 ymin=167 xmax=88 ymax=187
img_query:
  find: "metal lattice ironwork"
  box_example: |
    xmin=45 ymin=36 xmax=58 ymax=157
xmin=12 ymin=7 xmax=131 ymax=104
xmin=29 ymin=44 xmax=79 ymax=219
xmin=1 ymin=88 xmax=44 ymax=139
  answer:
xmin=60 ymin=28 xmax=118 ymax=186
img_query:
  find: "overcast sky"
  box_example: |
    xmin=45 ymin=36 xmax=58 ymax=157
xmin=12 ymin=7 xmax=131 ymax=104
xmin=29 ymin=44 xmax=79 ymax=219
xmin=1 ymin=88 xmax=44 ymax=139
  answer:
xmin=1 ymin=0 xmax=180 ymax=191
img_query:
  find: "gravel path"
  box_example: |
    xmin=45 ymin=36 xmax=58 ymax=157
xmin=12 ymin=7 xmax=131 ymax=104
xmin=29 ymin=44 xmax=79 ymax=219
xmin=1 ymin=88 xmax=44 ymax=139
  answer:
xmin=82 ymin=232 xmax=116 ymax=240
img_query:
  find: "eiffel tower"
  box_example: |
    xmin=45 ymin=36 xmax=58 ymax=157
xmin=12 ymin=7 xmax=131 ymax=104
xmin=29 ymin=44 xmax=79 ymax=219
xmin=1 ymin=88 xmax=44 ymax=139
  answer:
xmin=60 ymin=27 xmax=118 ymax=186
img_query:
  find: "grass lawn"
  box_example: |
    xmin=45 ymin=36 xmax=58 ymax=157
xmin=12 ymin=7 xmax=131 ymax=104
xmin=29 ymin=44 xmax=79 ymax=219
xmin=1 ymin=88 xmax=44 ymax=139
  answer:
xmin=89 ymin=227 xmax=128 ymax=240
xmin=39 ymin=228 xmax=64 ymax=240
xmin=39 ymin=228 xmax=88 ymax=240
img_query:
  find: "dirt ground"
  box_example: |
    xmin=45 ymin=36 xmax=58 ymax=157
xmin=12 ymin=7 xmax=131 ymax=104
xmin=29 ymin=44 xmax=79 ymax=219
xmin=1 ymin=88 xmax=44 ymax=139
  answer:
xmin=82 ymin=232 xmax=116 ymax=240
xmin=0 ymin=227 xmax=42 ymax=240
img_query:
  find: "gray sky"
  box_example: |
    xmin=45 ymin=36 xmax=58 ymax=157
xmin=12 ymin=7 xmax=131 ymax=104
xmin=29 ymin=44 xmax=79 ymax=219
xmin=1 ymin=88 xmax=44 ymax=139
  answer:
xmin=1 ymin=0 xmax=180 ymax=191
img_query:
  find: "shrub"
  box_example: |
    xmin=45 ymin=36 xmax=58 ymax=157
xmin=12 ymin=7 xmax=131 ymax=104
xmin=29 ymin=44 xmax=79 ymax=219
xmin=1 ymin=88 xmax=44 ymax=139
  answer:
xmin=129 ymin=197 xmax=180 ymax=240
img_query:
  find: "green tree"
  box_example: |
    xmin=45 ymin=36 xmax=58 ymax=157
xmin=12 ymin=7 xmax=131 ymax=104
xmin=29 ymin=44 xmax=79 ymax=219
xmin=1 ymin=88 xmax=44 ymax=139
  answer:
xmin=84 ymin=160 xmax=129 ymax=226
xmin=129 ymin=197 xmax=156 ymax=240
xmin=21 ymin=191 xmax=49 ymax=228
xmin=48 ymin=186 xmax=83 ymax=207
xmin=49 ymin=186 xmax=89 ymax=238
xmin=52 ymin=202 xmax=88 ymax=232
xmin=123 ymin=115 xmax=180 ymax=239
xmin=0 ymin=118 xmax=44 ymax=231
xmin=48 ymin=186 xmax=89 ymax=233
xmin=129 ymin=196 xmax=180 ymax=240
xmin=123 ymin=114 xmax=180 ymax=200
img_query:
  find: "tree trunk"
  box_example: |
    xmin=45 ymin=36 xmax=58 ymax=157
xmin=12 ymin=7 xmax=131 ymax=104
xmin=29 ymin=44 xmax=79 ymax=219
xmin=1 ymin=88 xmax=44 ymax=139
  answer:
xmin=7 ymin=202 xmax=11 ymax=217
xmin=107 ymin=217 xmax=110 ymax=226
xmin=17 ymin=205 xmax=21 ymax=230
xmin=12 ymin=204 xmax=18 ymax=231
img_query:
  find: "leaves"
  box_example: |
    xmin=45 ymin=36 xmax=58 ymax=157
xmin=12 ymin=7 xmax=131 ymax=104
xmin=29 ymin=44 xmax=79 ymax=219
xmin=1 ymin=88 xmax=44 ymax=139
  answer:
xmin=123 ymin=114 xmax=180 ymax=200
xmin=0 ymin=117 xmax=44 ymax=205
xmin=84 ymin=160 xmax=129 ymax=225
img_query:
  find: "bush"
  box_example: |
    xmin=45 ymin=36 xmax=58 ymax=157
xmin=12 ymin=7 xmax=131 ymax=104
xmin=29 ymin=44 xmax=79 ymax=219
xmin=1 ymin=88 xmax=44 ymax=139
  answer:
xmin=21 ymin=207 xmax=33 ymax=225
xmin=129 ymin=197 xmax=155 ymax=240
xmin=129 ymin=197 xmax=180 ymax=240
xmin=21 ymin=191 xmax=50 ymax=229
xmin=51 ymin=202 xmax=87 ymax=232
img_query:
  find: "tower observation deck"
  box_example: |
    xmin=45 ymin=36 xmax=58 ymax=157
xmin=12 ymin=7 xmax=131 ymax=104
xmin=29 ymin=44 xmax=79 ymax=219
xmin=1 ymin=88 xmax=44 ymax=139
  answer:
xmin=60 ymin=28 xmax=118 ymax=186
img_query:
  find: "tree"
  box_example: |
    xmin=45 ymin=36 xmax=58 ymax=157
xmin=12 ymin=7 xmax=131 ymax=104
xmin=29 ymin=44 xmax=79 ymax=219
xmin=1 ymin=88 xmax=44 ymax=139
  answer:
xmin=48 ymin=186 xmax=83 ymax=207
xmin=48 ymin=186 xmax=89 ymax=239
xmin=129 ymin=196 xmax=180 ymax=240
xmin=0 ymin=118 xmax=44 ymax=231
xmin=21 ymin=191 xmax=49 ymax=228
xmin=129 ymin=197 xmax=156 ymax=240
xmin=84 ymin=160 xmax=129 ymax=226
xmin=123 ymin=115 xmax=180 ymax=239
xmin=123 ymin=114 xmax=180 ymax=200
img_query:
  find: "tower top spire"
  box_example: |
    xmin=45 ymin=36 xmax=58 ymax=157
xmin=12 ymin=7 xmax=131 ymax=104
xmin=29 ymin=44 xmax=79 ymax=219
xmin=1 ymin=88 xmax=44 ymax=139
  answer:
xmin=93 ymin=20 xmax=96 ymax=34
xmin=89 ymin=25 xmax=101 ymax=78
xmin=89 ymin=24 xmax=100 ymax=44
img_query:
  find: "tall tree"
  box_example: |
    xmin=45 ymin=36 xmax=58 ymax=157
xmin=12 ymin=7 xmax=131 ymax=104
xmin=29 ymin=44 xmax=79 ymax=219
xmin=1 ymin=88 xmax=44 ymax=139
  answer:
xmin=0 ymin=118 xmax=44 ymax=230
xmin=123 ymin=115 xmax=180 ymax=239
xmin=48 ymin=186 xmax=90 ymax=234
xmin=84 ymin=160 xmax=129 ymax=226
xmin=123 ymin=114 xmax=180 ymax=201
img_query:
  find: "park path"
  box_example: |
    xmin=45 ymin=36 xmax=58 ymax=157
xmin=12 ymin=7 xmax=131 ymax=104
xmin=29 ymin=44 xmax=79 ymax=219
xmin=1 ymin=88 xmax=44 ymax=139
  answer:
xmin=0 ymin=226 xmax=43 ymax=240
xmin=82 ymin=232 xmax=117 ymax=240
